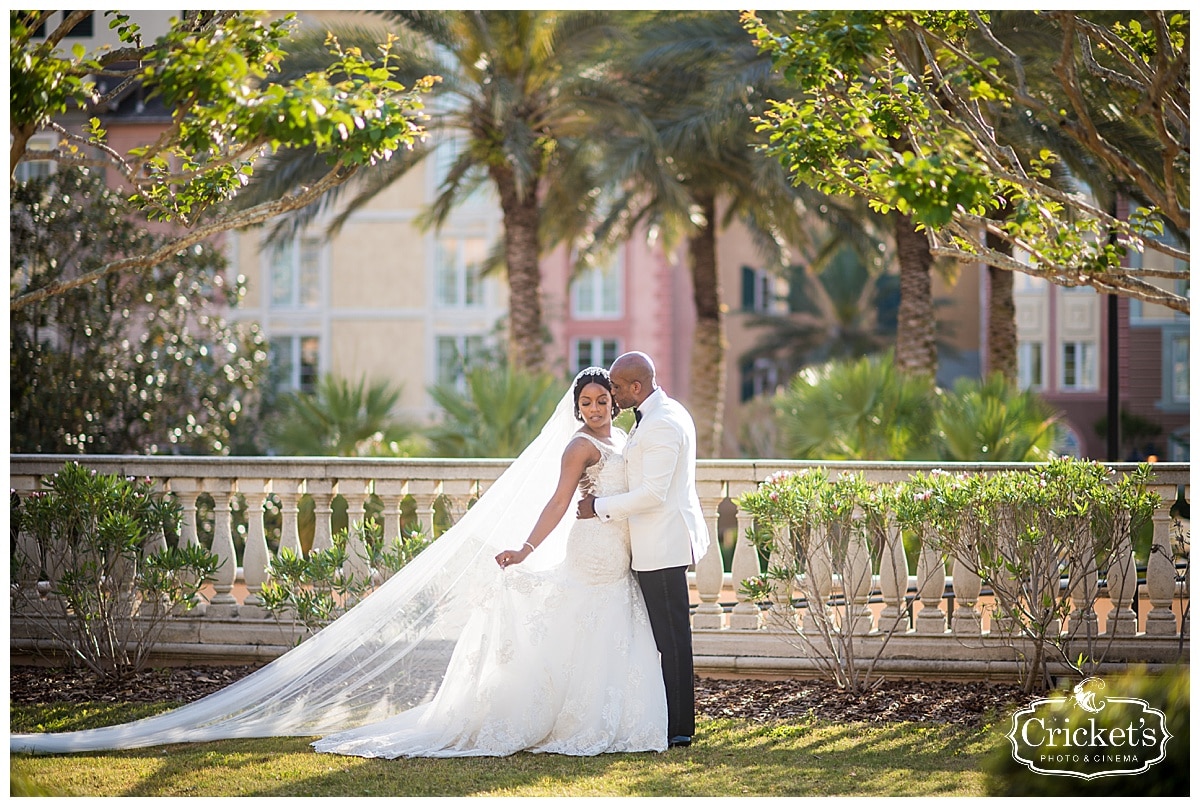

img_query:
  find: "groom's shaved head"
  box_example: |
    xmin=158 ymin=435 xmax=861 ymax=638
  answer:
xmin=611 ymin=352 xmax=655 ymax=387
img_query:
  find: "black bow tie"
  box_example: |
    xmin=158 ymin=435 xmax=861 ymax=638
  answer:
xmin=633 ymin=408 xmax=643 ymax=426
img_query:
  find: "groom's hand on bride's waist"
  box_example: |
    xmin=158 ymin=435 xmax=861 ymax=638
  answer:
xmin=577 ymin=494 xmax=597 ymax=519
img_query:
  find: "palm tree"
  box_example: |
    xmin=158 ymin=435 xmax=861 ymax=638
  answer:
xmin=240 ymin=11 xmax=631 ymax=374
xmin=740 ymin=246 xmax=893 ymax=381
xmin=774 ymin=352 xmax=939 ymax=461
xmin=580 ymin=11 xmax=826 ymax=457
xmin=426 ymin=363 xmax=563 ymax=458
xmin=270 ymin=375 xmax=422 ymax=457
xmin=934 ymin=374 xmax=1061 ymax=462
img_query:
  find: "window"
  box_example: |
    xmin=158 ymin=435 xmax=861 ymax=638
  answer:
xmin=63 ymin=12 xmax=93 ymax=37
xmin=573 ymin=338 xmax=619 ymax=374
xmin=268 ymin=236 xmax=321 ymax=308
xmin=1060 ymin=341 xmax=1097 ymax=391
xmin=1017 ymin=341 xmax=1044 ymax=391
xmin=436 ymin=334 xmax=485 ymax=390
xmin=13 ymin=135 xmax=56 ymax=183
xmin=571 ymin=255 xmax=622 ymax=319
xmin=1163 ymin=330 xmax=1189 ymax=406
xmin=741 ymin=266 xmax=772 ymax=312
xmin=270 ymin=335 xmax=320 ymax=394
xmin=740 ymin=358 xmax=779 ymax=402
xmin=434 ymin=236 xmax=485 ymax=308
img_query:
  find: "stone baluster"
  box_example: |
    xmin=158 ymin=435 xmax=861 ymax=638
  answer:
xmin=375 ymin=478 xmax=405 ymax=547
xmin=728 ymin=485 xmax=763 ymax=630
xmin=1103 ymin=511 xmax=1138 ymax=636
xmin=238 ymin=478 xmax=270 ymax=617
xmin=804 ymin=522 xmax=833 ymax=633
xmin=170 ymin=477 xmax=202 ymax=550
xmin=206 ymin=480 xmax=239 ymax=618
xmin=306 ymin=478 xmax=335 ymax=554
xmin=843 ymin=512 xmax=874 ymax=635
xmin=143 ymin=476 xmax=168 ymax=556
xmin=274 ymin=479 xmax=303 ymax=558
xmin=877 ymin=520 xmax=910 ymax=634
xmin=166 ymin=476 xmax=204 ymax=615
xmin=914 ymin=528 xmax=947 ymax=633
xmin=1143 ymin=486 xmax=1180 ymax=636
xmin=12 ymin=479 xmax=46 ymax=604
xmin=440 ymin=478 xmax=475 ymax=528
xmin=692 ymin=482 xmax=727 ymax=630
xmin=950 ymin=554 xmax=983 ymax=636
xmin=766 ymin=523 xmax=798 ymax=633
xmin=1066 ymin=521 xmax=1100 ymax=639
xmin=406 ymin=480 xmax=440 ymax=539
xmin=337 ymin=479 xmax=372 ymax=583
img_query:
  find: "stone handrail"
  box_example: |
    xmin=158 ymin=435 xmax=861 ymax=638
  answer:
xmin=10 ymin=455 xmax=1190 ymax=679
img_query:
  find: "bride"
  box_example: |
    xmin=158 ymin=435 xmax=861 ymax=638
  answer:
xmin=11 ymin=368 xmax=668 ymax=757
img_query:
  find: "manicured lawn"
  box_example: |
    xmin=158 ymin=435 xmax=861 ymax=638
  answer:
xmin=11 ymin=702 xmax=1001 ymax=797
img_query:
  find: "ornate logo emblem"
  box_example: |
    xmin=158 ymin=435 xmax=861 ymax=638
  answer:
xmin=1007 ymin=677 xmax=1172 ymax=779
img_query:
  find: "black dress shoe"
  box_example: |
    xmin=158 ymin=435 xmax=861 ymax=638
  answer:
xmin=668 ymin=736 xmax=691 ymax=748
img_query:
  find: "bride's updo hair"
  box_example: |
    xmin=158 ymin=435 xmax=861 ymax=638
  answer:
xmin=572 ymin=366 xmax=621 ymax=421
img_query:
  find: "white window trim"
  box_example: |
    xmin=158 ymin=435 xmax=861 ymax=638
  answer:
xmin=1059 ymin=340 xmax=1098 ymax=392
xmin=571 ymin=255 xmax=624 ymax=320
xmin=265 ymin=234 xmax=323 ymax=310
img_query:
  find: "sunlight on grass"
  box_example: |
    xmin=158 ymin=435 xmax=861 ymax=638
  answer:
xmin=11 ymin=702 xmax=1002 ymax=797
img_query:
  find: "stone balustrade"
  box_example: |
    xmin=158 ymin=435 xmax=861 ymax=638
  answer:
xmin=10 ymin=455 xmax=1190 ymax=680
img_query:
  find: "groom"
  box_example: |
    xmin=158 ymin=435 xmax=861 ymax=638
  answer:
xmin=577 ymin=351 xmax=710 ymax=748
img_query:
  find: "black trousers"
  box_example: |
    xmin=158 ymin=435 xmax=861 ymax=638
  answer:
xmin=636 ymin=565 xmax=695 ymax=739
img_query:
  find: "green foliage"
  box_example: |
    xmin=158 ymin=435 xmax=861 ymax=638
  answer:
xmin=11 ymin=461 xmax=220 ymax=679
xmin=427 ymin=363 xmax=563 ymax=458
xmin=259 ymin=518 xmax=429 ymax=638
xmin=10 ymin=167 xmax=267 ymax=454
xmin=772 ymin=355 xmax=1066 ymax=462
xmin=738 ymin=459 xmax=1164 ymax=693
xmin=268 ymin=374 xmax=425 ymax=457
xmin=10 ymin=11 xmax=433 ymax=226
xmin=742 ymin=10 xmax=1189 ymax=314
xmin=934 ymin=374 xmax=1061 ymax=462
xmin=775 ymin=352 xmax=939 ymax=460
xmin=983 ymin=665 xmax=1189 ymax=796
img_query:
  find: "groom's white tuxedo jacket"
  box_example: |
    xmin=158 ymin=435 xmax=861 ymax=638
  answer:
xmin=595 ymin=388 xmax=710 ymax=571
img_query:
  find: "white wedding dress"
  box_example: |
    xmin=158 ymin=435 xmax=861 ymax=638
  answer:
xmin=11 ymin=381 xmax=668 ymax=757
xmin=312 ymin=432 xmax=667 ymax=757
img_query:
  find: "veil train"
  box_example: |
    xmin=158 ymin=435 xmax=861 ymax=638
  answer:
xmin=12 ymin=385 xmax=586 ymax=754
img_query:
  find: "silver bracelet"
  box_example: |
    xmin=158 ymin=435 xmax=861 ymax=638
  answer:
xmin=523 ymin=541 xmax=535 ymax=552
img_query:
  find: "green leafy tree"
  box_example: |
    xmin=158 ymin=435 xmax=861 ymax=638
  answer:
xmin=743 ymin=11 xmax=1189 ymax=314
xmin=427 ymin=364 xmax=563 ymax=458
xmin=269 ymin=374 xmax=425 ymax=457
xmin=239 ymin=11 xmax=631 ymax=374
xmin=9 ymin=10 xmax=433 ymax=311
xmin=10 ymin=167 xmax=266 ymax=455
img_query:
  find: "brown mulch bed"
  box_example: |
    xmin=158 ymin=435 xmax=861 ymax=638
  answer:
xmin=11 ymin=664 xmax=1029 ymax=727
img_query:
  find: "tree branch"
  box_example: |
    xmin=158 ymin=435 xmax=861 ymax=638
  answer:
xmin=11 ymin=164 xmax=358 ymax=311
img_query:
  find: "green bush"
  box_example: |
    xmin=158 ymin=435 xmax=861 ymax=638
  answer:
xmin=11 ymin=461 xmax=220 ymax=679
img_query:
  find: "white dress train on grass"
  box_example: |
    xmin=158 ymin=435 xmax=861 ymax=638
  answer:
xmin=11 ymin=382 xmax=667 ymax=757
xmin=312 ymin=431 xmax=667 ymax=757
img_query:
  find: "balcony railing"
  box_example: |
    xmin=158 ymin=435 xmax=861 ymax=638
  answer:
xmin=10 ymin=455 xmax=1190 ymax=680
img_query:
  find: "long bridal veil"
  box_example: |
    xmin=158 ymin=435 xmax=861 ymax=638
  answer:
xmin=12 ymin=382 xmax=588 ymax=754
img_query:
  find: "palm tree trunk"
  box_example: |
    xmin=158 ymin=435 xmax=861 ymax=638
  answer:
xmin=893 ymin=212 xmax=937 ymax=377
xmin=491 ymin=165 xmax=545 ymax=373
xmin=985 ymin=229 xmax=1017 ymax=382
xmin=688 ymin=192 xmax=726 ymax=458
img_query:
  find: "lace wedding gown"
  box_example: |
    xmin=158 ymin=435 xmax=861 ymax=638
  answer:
xmin=311 ymin=432 xmax=668 ymax=758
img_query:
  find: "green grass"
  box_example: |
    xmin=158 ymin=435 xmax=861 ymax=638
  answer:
xmin=12 ymin=702 xmax=1001 ymax=797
